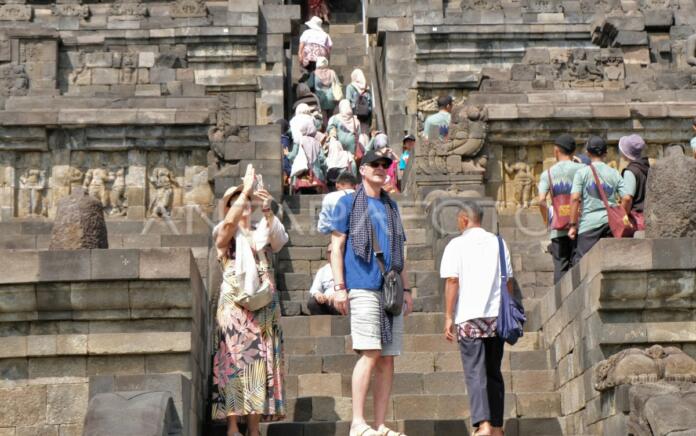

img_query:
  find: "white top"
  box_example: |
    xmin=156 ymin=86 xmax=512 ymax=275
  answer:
xmin=309 ymin=263 xmax=335 ymax=296
xmin=317 ymin=188 xmax=355 ymax=234
xmin=300 ymin=28 xmax=333 ymax=49
xmin=439 ymin=227 xmax=513 ymax=325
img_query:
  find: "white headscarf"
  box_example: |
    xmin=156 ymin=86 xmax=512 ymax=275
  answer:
xmin=350 ymin=68 xmax=367 ymax=93
xmin=290 ymin=104 xmax=313 ymax=143
xmin=337 ymin=99 xmax=357 ymax=131
xmin=315 ymin=56 xmax=335 ymax=86
xmin=297 ymin=115 xmax=322 ymax=164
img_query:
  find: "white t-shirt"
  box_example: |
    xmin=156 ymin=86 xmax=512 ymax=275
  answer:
xmin=300 ymin=28 xmax=333 ymax=49
xmin=317 ymin=188 xmax=355 ymax=234
xmin=439 ymin=227 xmax=513 ymax=325
xmin=309 ymin=263 xmax=334 ymax=296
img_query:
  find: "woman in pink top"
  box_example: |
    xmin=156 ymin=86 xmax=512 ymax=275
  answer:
xmin=298 ymin=16 xmax=333 ymax=72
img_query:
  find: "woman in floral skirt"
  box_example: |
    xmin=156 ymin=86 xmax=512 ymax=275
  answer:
xmin=211 ymin=164 xmax=289 ymax=436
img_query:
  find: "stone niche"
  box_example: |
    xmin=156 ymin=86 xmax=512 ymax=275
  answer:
xmin=0 ymin=149 xmax=213 ymax=221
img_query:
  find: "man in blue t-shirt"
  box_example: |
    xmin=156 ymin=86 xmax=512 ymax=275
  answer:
xmin=329 ymin=148 xmax=412 ymax=436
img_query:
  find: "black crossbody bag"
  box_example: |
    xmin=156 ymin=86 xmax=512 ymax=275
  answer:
xmin=371 ymin=225 xmax=404 ymax=316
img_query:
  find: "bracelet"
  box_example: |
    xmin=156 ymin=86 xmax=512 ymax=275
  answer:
xmin=403 ymin=288 xmax=412 ymax=293
xmin=333 ymin=283 xmax=346 ymax=292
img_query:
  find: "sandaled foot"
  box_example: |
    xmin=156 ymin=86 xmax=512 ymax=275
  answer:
xmin=350 ymin=422 xmax=379 ymax=436
xmin=376 ymin=424 xmax=407 ymax=436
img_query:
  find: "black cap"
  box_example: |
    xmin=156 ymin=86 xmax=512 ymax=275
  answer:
xmin=437 ymin=95 xmax=453 ymax=108
xmin=585 ymin=135 xmax=607 ymax=155
xmin=361 ymin=149 xmax=393 ymax=166
xmin=402 ymin=134 xmax=415 ymax=143
xmin=554 ymin=134 xmax=576 ymax=153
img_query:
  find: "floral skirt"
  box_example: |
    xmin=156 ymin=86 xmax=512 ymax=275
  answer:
xmin=211 ymin=286 xmax=285 ymax=421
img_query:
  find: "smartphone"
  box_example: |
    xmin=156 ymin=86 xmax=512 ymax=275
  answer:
xmin=256 ymin=174 xmax=264 ymax=191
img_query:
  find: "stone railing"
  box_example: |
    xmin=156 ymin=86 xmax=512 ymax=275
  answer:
xmin=535 ymin=238 xmax=696 ymax=434
xmin=0 ymin=247 xmax=211 ymax=436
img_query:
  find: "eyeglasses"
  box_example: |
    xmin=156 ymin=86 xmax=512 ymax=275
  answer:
xmin=368 ymin=161 xmax=390 ymax=169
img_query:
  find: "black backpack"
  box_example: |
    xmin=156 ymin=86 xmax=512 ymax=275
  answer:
xmin=355 ymin=90 xmax=371 ymax=120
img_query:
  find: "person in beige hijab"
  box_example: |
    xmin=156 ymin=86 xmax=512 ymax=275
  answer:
xmin=308 ymin=56 xmax=341 ymax=129
xmin=327 ymin=99 xmax=363 ymax=156
xmin=346 ymin=68 xmax=372 ymax=134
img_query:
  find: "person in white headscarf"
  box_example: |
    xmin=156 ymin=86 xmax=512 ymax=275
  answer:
xmin=327 ymin=99 xmax=363 ymax=156
xmin=288 ymin=115 xmax=327 ymax=193
xmin=308 ymin=56 xmax=341 ymax=129
xmin=346 ymin=68 xmax=373 ymax=134
xmin=298 ymin=16 xmax=333 ymax=72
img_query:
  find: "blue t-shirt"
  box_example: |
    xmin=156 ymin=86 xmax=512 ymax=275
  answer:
xmin=330 ymin=193 xmax=396 ymax=291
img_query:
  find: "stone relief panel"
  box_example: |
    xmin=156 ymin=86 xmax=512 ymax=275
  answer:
xmin=68 ymin=151 xmax=130 ymax=217
xmin=15 ymin=152 xmax=52 ymax=218
xmin=489 ymin=142 xmax=665 ymax=212
xmin=416 ymin=105 xmax=489 ymax=176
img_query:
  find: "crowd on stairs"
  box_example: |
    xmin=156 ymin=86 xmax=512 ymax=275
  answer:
xmin=282 ymin=14 xmax=412 ymax=196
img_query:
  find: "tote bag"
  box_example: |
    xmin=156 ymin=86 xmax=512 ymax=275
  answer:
xmin=495 ymin=236 xmax=526 ymax=345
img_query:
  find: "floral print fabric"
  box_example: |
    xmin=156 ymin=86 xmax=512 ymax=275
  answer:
xmin=211 ymin=258 xmax=285 ymax=421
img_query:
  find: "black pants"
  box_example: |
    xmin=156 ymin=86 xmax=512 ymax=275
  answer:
xmin=573 ymin=223 xmax=612 ymax=265
xmin=458 ymin=336 xmax=505 ymax=428
xmin=307 ymin=295 xmax=341 ymax=315
xmin=550 ymin=236 xmax=576 ymax=284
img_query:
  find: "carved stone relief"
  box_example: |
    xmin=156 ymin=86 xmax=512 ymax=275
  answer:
xmin=594 ymin=345 xmax=696 ymax=392
xmin=148 ymin=167 xmax=177 ymax=217
xmin=503 ymin=148 xmax=535 ymax=209
xmin=416 ymin=105 xmax=489 ymax=176
xmin=53 ymin=4 xmax=90 ymax=18
xmin=18 ymin=168 xmax=48 ymax=217
xmin=170 ymin=0 xmax=208 ymax=18
xmin=460 ymin=0 xmax=503 ymax=11
xmin=0 ymin=64 xmax=29 ymax=97
xmin=523 ymin=0 xmax=562 ymax=13
xmin=0 ymin=4 xmax=32 ymax=21
xmin=110 ymin=2 xmax=148 ymax=17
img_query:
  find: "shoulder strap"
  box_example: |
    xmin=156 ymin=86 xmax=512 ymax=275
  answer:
xmin=371 ymin=223 xmax=387 ymax=274
xmin=497 ymin=235 xmax=508 ymax=284
xmin=547 ymin=168 xmax=554 ymax=199
xmin=588 ymin=164 xmax=612 ymax=212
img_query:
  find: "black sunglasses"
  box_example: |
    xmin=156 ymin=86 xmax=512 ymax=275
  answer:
xmin=368 ymin=161 xmax=390 ymax=169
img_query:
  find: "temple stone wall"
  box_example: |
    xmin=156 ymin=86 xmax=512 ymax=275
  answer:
xmin=0 ymin=248 xmax=210 ymax=436
xmin=368 ymin=0 xmax=696 ymax=210
xmin=0 ymin=0 xmax=299 ymax=222
xmin=533 ymin=238 xmax=696 ymax=434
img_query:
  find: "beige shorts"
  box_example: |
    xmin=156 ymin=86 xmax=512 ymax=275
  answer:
xmin=349 ymin=289 xmax=403 ymax=356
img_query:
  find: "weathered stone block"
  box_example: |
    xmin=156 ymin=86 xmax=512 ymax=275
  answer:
xmin=84 ymin=52 xmax=113 ymax=68
xmin=297 ymin=373 xmax=342 ymax=397
xmin=0 ymin=250 xmax=39 ymax=284
xmin=139 ymin=248 xmax=191 ymax=279
xmin=71 ymin=282 xmax=129 ymax=310
xmin=47 ymin=383 xmax=88 ymax=425
xmin=90 ymin=249 xmax=139 ymax=280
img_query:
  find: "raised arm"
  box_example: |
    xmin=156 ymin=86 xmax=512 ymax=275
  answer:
xmin=215 ymin=164 xmax=255 ymax=258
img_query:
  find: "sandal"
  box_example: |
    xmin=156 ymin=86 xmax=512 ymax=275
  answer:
xmin=376 ymin=425 xmax=407 ymax=436
xmin=350 ymin=423 xmax=379 ymax=436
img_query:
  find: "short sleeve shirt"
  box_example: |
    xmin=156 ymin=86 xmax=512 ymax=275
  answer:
xmin=538 ymin=160 xmax=585 ymax=239
xmin=571 ymin=162 xmax=627 ymax=234
xmin=440 ymin=228 xmax=513 ymax=325
xmin=300 ymin=28 xmax=332 ymax=49
xmin=690 ymin=137 xmax=696 ymax=153
xmin=423 ymin=111 xmax=451 ymax=141
xmin=330 ymin=193 xmax=397 ymax=291
xmin=622 ymin=170 xmax=637 ymax=197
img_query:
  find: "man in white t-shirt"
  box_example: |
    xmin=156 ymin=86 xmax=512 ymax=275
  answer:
xmin=316 ymin=172 xmax=356 ymax=234
xmin=440 ymin=200 xmax=513 ymax=436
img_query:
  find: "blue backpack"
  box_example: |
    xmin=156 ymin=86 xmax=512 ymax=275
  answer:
xmin=495 ymin=236 xmax=526 ymax=345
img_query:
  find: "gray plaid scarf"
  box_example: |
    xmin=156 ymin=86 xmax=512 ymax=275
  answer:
xmin=349 ymin=184 xmax=405 ymax=344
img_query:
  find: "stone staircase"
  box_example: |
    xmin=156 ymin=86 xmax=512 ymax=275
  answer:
xmin=256 ymin=313 xmax=561 ymax=435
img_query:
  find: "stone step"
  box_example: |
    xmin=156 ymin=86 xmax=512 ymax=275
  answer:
xmin=286 ymin=349 xmax=545 ymax=377
xmin=285 ymin=369 xmax=555 ymax=401
xmin=328 ymin=23 xmax=362 ymax=34
xmin=255 ymin=417 xmax=564 ymax=436
xmin=278 ymin=391 xmax=560 ymax=423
